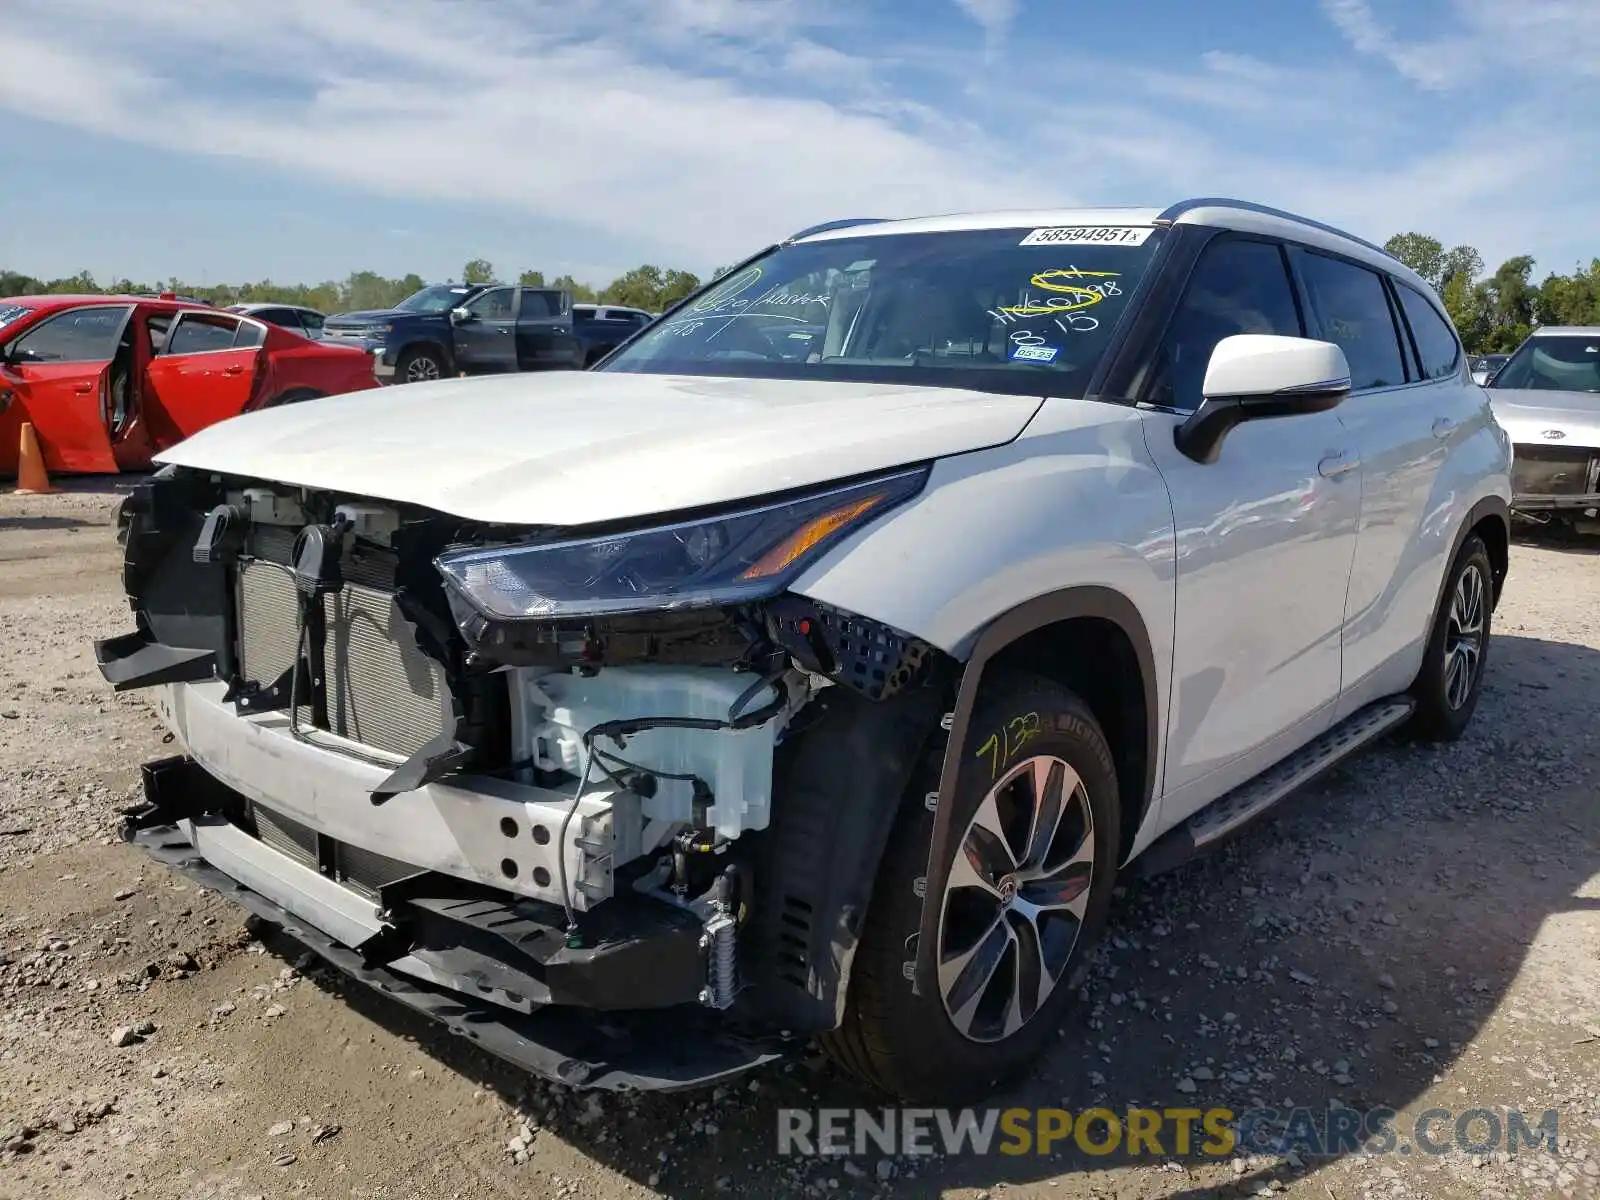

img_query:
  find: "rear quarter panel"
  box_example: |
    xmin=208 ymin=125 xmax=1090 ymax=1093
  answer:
xmin=260 ymin=336 xmax=379 ymax=402
xmin=1335 ymin=377 xmax=1512 ymax=719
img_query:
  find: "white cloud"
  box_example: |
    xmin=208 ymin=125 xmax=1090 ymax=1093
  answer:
xmin=952 ymin=0 xmax=1021 ymax=57
xmin=0 ymin=0 xmax=1047 ymax=269
xmin=1319 ymin=0 xmax=1600 ymax=91
xmin=1 ymin=0 xmax=1596 ymax=281
xmin=1318 ymin=0 xmax=1461 ymax=89
xmin=1456 ymin=0 xmax=1600 ymax=77
xmin=1130 ymin=50 xmax=1369 ymax=125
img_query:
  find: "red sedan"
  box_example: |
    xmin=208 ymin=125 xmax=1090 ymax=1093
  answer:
xmin=0 ymin=295 xmax=378 ymax=476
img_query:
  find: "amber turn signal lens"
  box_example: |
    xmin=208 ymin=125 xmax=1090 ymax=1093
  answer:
xmin=739 ymin=493 xmax=887 ymax=580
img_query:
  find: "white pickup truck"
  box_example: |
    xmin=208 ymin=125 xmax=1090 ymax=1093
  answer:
xmin=97 ymin=198 xmax=1511 ymax=1103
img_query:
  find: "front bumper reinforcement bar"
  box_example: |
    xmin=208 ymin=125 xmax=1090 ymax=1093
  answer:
xmin=124 ymin=758 xmax=794 ymax=1092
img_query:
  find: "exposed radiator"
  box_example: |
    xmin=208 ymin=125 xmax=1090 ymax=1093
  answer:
xmin=236 ymin=558 xmax=301 ymax=686
xmin=244 ymin=800 xmax=417 ymax=899
xmin=253 ymin=801 xmax=317 ymax=868
xmin=234 ymin=530 xmax=454 ymax=760
xmin=1511 ymin=446 xmax=1600 ymax=497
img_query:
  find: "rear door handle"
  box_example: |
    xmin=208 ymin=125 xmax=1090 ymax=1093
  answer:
xmin=1432 ymin=417 xmax=1458 ymax=439
xmin=72 ymin=382 xmax=93 ymax=394
xmin=223 ymin=364 xmax=244 ymax=376
xmin=1318 ymin=451 xmax=1360 ymax=479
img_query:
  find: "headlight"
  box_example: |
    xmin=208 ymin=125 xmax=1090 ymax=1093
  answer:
xmin=435 ymin=467 xmax=928 ymax=620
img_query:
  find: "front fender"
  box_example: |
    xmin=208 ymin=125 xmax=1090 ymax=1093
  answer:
xmin=791 ymin=399 xmax=1175 ymax=756
xmin=788 ymin=400 xmax=1177 ymax=1017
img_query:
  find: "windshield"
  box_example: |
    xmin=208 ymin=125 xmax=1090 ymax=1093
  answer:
xmin=600 ymin=225 xmax=1164 ymax=396
xmin=394 ymin=285 xmax=478 ymax=314
xmin=1491 ymin=334 xmax=1600 ymax=393
xmin=0 ymin=303 xmax=33 ymax=331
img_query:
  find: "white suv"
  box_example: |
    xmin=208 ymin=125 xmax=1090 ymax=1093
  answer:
xmin=97 ymin=198 xmax=1511 ymax=1103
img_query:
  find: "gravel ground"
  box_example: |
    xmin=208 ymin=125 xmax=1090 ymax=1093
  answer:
xmin=1 ymin=481 xmax=1597 ymax=1200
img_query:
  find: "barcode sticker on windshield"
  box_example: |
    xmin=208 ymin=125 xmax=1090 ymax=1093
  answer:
xmin=1019 ymin=226 xmax=1153 ymax=247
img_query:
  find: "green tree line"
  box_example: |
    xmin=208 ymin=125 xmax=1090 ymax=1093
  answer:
xmin=1383 ymin=233 xmax=1600 ymax=354
xmin=0 ymin=259 xmax=706 ymax=316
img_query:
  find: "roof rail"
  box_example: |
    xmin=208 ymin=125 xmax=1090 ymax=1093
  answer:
xmin=786 ymin=217 xmax=889 ymax=241
xmin=1156 ymin=197 xmax=1393 ymax=260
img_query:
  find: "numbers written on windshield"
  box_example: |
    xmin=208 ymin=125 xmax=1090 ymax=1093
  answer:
xmin=602 ymin=227 xmax=1163 ymax=393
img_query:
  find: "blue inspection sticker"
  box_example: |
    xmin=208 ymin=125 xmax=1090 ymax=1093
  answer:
xmin=1009 ymin=343 xmax=1059 ymax=363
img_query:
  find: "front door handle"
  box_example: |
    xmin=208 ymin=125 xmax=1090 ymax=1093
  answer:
xmin=1432 ymin=417 xmax=1458 ymax=439
xmin=223 ymin=364 xmax=244 ymax=376
xmin=72 ymin=382 xmax=93 ymax=394
xmin=1318 ymin=451 xmax=1360 ymax=479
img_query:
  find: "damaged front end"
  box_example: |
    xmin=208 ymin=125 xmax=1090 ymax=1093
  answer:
xmin=97 ymin=465 xmax=952 ymax=1090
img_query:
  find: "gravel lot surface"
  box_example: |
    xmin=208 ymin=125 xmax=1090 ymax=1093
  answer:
xmin=1 ymin=481 xmax=1596 ymax=1200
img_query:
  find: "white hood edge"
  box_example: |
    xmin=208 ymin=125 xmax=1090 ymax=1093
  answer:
xmin=1489 ymin=388 xmax=1600 ymax=451
xmin=155 ymin=370 xmax=1047 ymax=526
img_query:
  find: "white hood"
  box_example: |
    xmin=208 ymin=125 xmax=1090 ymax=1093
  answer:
xmin=1488 ymin=388 xmax=1600 ymax=451
xmin=155 ymin=371 xmax=1045 ymax=526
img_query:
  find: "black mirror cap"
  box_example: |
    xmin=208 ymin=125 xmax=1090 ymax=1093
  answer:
xmin=1174 ymin=380 xmax=1350 ymax=465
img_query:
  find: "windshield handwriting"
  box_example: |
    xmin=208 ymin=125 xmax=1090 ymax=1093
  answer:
xmin=991 ymin=267 xmax=1122 ymax=327
xmin=687 ymin=267 xmax=765 ymax=316
xmin=761 ymin=290 xmax=831 ymax=307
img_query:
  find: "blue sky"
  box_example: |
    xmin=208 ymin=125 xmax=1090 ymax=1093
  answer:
xmin=1 ymin=0 xmax=1595 ymax=291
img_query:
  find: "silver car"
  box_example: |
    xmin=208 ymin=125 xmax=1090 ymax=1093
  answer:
xmin=1486 ymin=326 xmax=1600 ymax=528
xmin=1470 ymin=353 xmax=1509 ymax=386
xmin=224 ymin=302 xmax=327 ymax=340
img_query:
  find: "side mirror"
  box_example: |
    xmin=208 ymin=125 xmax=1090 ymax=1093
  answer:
xmin=449 ymin=306 xmax=472 ymax=325
xmin=1175 ymin=335 xmax=1351 ymax=464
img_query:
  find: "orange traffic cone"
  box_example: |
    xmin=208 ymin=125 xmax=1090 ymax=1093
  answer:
xmin=15 ymin=422 xmax=57 ymax=494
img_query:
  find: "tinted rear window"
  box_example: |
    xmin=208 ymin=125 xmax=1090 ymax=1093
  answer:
xmin=1395 ymin=284 xmax=1461 ymax=380
xmin=1298 ymin=253 xmax=1407 ymax=390
xmin=166 ymin=315 xmax=243 ymax=355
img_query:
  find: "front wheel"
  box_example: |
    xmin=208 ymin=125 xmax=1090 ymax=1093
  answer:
xmin=395 ymin=346 xmax=446 ymax=384
xmin=822 ymin=672 xmax=1121 ymax=1103
xmin=1407 ymin=533 xmax=1493 ymax=740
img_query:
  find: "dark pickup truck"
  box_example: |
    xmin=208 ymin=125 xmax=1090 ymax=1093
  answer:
xmin=570 ymin=303 xmax=655 ymax=365
xmin=322 ymin=284 xmax=653 ymax=384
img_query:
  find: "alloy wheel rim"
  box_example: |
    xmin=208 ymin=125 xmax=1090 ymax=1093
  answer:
xmin=1444 ymin=563 xmax=1486 ymax=710
xmin=936 ymin=754 xmax=1095 ymax=1044
xmin=406 ymin=357 xmax=441 ymax=382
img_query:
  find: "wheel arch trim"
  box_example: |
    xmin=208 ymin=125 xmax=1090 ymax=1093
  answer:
xmin=912 ymin=585 xmax=1161 ymax=973
xmin=1444 ymin=495 xmax=1511 ymax=614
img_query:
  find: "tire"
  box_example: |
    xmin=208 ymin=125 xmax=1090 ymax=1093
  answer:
xmin=265 ymin=389 xmax=324 ymax=407
xmin=395 ymin=345 xmax=446 ymax=384
xmin=1407 ymin=533 xmax=1493 ymax=740
xmin=822 ymin=671 xmax=1122 ymax=1103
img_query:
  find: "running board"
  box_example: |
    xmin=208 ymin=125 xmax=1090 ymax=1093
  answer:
xmin=1134 ymin=697 xmax=1415 ymax=877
